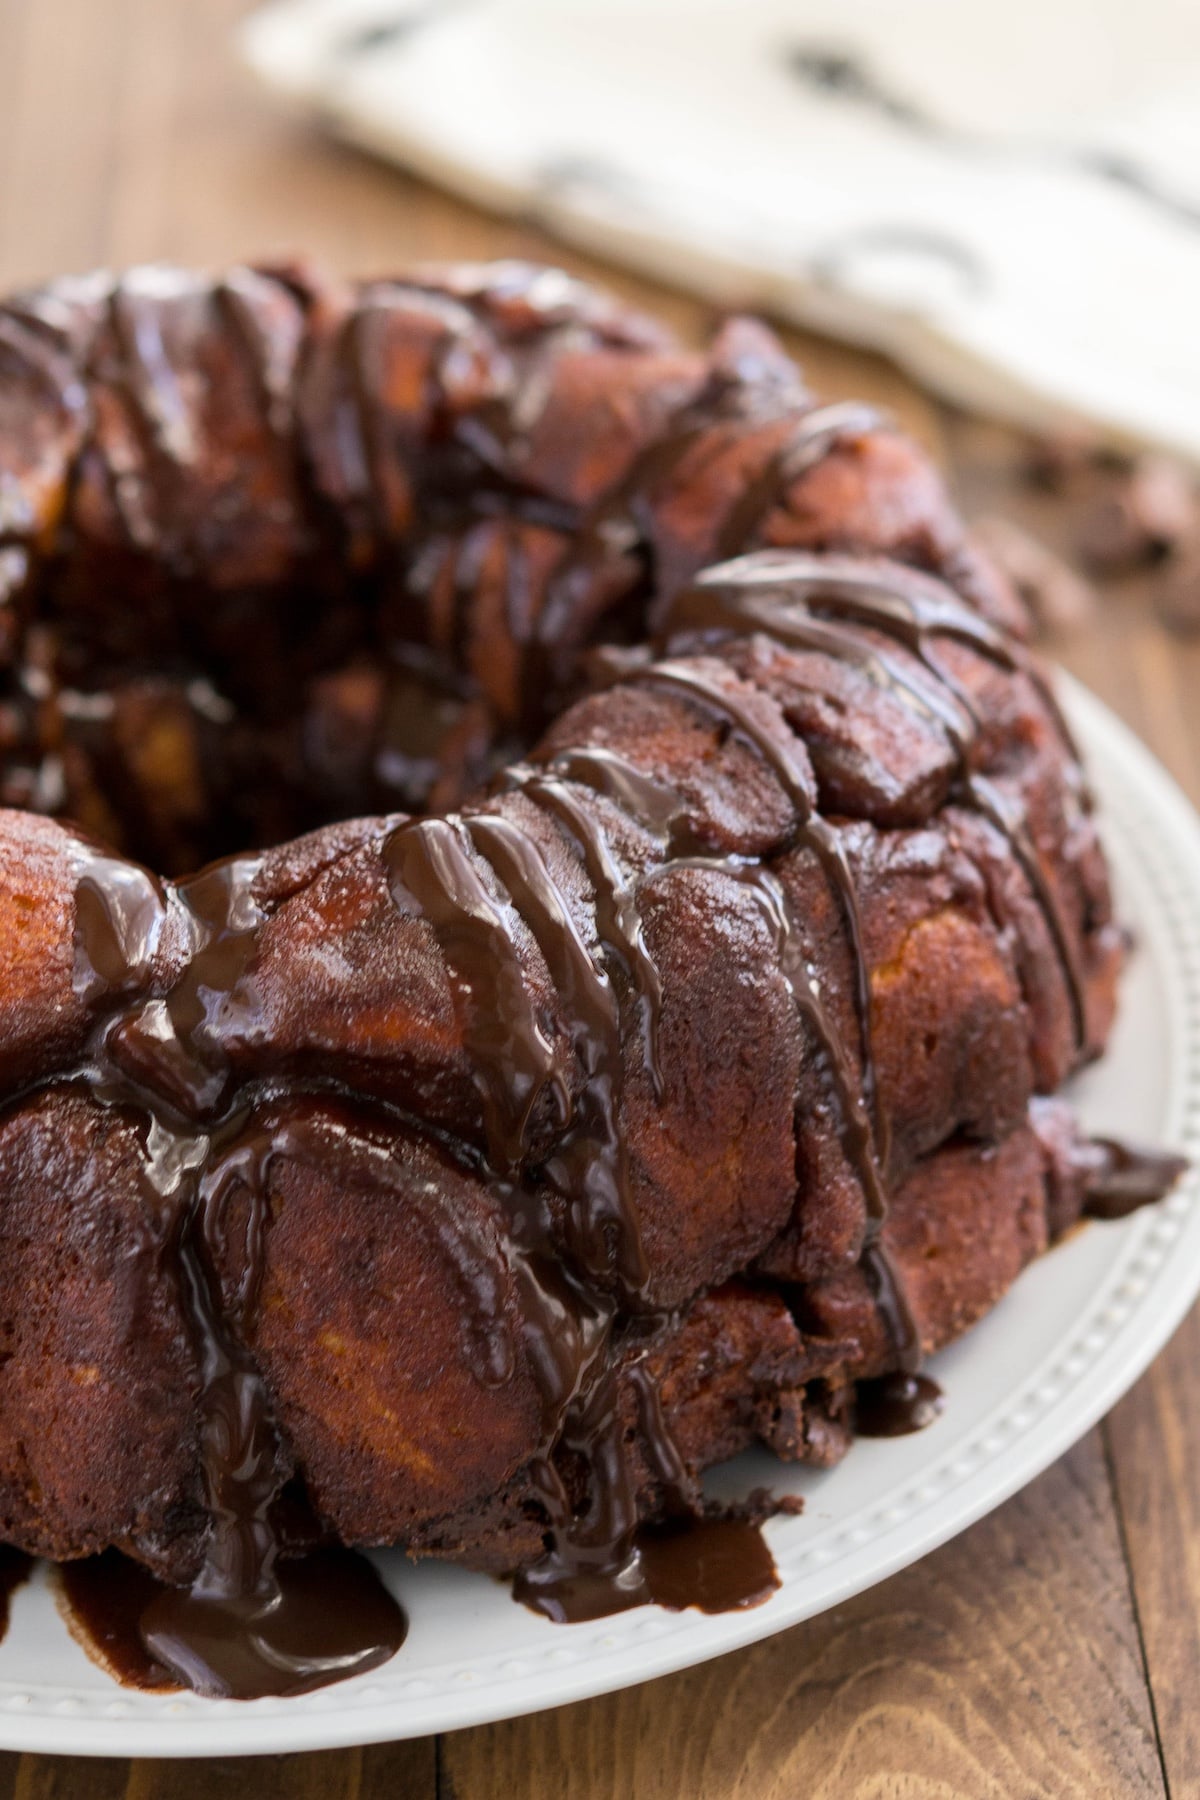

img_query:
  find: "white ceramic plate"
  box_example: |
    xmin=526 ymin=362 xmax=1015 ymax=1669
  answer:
xmin=2 ymin=675 xmax=1199 ymax=1758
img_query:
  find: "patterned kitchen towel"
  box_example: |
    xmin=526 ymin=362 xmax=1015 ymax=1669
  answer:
xmin=242 ymin=0 xmax=1200 ymax=461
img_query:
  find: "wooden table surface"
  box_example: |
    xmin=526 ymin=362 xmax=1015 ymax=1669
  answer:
xmin=1 ymin=2 xmax=1198 ymax=1795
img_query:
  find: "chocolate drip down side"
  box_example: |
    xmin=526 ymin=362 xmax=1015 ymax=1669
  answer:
xmin=383 ymin=791 xmax=773 ymax=1618
xmin=69 ymin=844 xmax=410 ymax=1698
xmin=663 ymin=551 xmax=1091 ymax=1051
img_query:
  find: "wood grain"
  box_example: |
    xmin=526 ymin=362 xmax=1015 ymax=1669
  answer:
xmin=1106 ymin=1312 xmax=1200 ymax=1800
xmin=0 ymin=1740 xmax=436 ymax=1800
xmin=0 ymin=0 xmax=1197 ymax=1795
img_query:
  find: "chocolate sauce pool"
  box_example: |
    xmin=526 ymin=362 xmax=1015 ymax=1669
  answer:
xmin=855 ymin=1372 xmax=945 ymax=1438
xmin=59 ymin=1556 xmax=181 ymax=1693
xmin=60 ymin=1549 xmax=406 ymax=1699
xmin=516 ymin=1516 xmax=780 ymax=1625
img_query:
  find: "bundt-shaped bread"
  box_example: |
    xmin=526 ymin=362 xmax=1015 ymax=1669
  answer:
xmin=0 ymin=261 xmax=1173 ymax=1689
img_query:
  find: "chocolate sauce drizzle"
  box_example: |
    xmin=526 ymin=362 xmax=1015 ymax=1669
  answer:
xmin=529 ymin=381 xmax=880 ymax=700
xmin=0 ymin=262 xmax=1181 ymax=1683
xmin=664 ymin=551 xmax=1090 ymax=1048
xmin=371 ymin=516 xmax=1154 ymax=1600
xmin=384 ymin=809 xmax=678 ymax=1620
xmin=67 ymin=851 xmax=412 ymax=1698
xmin=713 ymin=401 xmax=883 ymax=561
xmin=1082 ymin=1139 xmax=1190 ymax=1221
xmin=25 ymin=277 xmax=881 ymax=1672
xmin=379 ymin=622 xmax=924 ymax=1612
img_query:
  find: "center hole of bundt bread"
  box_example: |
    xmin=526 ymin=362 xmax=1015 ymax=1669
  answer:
xmin=22 ymin=589 xmax=563 ymax=875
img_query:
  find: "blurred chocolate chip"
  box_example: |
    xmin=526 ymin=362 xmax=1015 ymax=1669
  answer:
xmin=971 ymin=515 xmax=1095 ymax=637
xmin=1078 ymin=455 xmax=1197 ymax=574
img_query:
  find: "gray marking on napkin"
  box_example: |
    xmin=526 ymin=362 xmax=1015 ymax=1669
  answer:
xmin=784 ymin=40 xmax=1200 ymax=232
xmin=334 ymin=2 xmax=473 ymax=61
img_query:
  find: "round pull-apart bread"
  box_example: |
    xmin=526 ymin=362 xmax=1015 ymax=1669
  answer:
xmin=0 ymin=261 xmax=1177 ymax=1677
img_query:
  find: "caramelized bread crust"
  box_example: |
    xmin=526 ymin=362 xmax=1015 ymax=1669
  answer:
xmin=0 ymin=262 xmax=1124 ymax=1583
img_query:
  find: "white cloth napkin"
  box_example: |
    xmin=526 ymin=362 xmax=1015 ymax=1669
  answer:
xmin=242 ymin=0 xmax=1200 ymax=462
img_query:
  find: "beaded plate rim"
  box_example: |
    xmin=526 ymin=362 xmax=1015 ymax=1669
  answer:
xmin=0 ymin=671 xmax=1198 ymax=1757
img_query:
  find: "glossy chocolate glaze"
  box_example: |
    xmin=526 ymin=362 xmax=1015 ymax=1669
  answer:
xmin=664 ymin=552 xmax=1089 ymax=1046
xmin=386 ymin=802 xmax=676 ymax=1614
xmin=0 ymin=261 xmax=1181 ymax=1694
xmin=855 ymin=1372 xmax=945 ymax=1437
xmin=1083 ymin=1139 xmax=1190 ymax=1220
